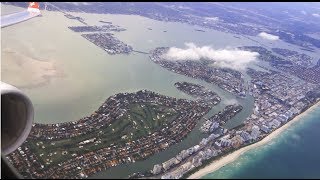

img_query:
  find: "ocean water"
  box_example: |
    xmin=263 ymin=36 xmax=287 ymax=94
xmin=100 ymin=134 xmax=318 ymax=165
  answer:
xmin=202 ymin=104 xmax=320 ymax=179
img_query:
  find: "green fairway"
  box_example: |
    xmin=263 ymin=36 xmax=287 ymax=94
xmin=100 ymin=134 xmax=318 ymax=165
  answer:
xmin=27 ymin=102 xmax=179 ymax=166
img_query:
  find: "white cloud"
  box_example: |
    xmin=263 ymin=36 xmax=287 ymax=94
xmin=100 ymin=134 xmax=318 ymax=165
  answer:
xmin=223 ymin=98 xmax=239 ymax=105
xmin=301 ymin=11 xmax=307 ymax=15
xmin=312 ymin=13 xmax=320 ymax=17
xmin=258 ymin=32 xmax=279 ymax=41
xmin=161 ymin=43 xmax=259 ymax=70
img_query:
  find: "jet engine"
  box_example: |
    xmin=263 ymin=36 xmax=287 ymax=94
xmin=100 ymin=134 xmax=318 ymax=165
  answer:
xmin=1 ymin=82 xmax=34 ymax=155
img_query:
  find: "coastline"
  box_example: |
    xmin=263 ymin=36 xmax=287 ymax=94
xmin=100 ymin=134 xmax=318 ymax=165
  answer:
xmin=188 ymin=101 xmax=320 ymax=179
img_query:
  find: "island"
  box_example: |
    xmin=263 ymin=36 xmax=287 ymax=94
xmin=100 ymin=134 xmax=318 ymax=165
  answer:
xmin=271 ymin=47 xmax=313 ymax=67
xmin=6 ymin=90 xmax=214 ymax=179
xmin=174 ymin=81 xmax=221 ymax=106
xmin=68 ymin=25 xmax=126 ymax=33
xmin=239 ymin=46 xmax=320 ymax=84
xmin=195 ymin=29 xmax=206 ymax=32
xmin=200 ymin=105 xmax=243 ymax=133
xmin=99 ymin=20 xmax=112 ymax=24
xmin=64 ymin=13 xmax=87 ymax=25
xmin=81 ymin=33 xmax=133 ymax=55
xmin=66 ymin=18 xmax=130 ymax=55
xmin=149 ymin=47 xmax=247 ymax=98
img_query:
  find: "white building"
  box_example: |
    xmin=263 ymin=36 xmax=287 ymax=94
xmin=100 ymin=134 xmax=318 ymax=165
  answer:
xmin=251 ymin=125 xmax=261 ymax=140
xmin=152 ymin=164 xmax=163 ymax=175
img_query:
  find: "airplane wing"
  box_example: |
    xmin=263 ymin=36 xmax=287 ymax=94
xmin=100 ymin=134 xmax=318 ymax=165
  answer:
xmin=1 ymin=2 xmax=40 ymax=155
xmin=1 ymin=2 xmax=41 ymax=28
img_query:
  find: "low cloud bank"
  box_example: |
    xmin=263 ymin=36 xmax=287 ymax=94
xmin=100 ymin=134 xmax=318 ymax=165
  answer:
xmin=223 ymin=98 xmax=239 ymax=105
xmin=161 ymin=43 xmax=259 ymax=70
xmin=312 ymin=13 xmax=320 ymax=17
xmin=258 ymin=32 xmax=279 ymax=41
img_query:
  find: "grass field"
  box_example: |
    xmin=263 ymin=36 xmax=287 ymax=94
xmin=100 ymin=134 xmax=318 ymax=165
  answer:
xmin=27 ymin=102 xmax=179 ymax=166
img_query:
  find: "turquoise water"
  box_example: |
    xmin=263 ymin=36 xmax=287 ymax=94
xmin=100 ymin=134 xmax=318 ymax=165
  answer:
xmin=202 ymin=104 xmax=320 ymax=179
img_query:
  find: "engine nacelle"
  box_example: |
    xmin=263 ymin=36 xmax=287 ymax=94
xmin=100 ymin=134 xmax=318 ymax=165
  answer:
xmin=1 ymin=82 xmax=34 ymax=155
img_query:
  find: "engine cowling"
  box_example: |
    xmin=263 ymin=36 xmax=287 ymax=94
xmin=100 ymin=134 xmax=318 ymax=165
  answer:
xmin=1 ymin=82 xmax=34 ymax=155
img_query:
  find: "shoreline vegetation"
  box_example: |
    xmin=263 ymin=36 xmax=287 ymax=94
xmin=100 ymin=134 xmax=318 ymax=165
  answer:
xmin=187 ymin=101 xmax=320 ymax=179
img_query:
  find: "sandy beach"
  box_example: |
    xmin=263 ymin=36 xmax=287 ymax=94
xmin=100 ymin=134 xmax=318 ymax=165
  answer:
xmin=188 ymin=101 xmax=320 ymax=179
